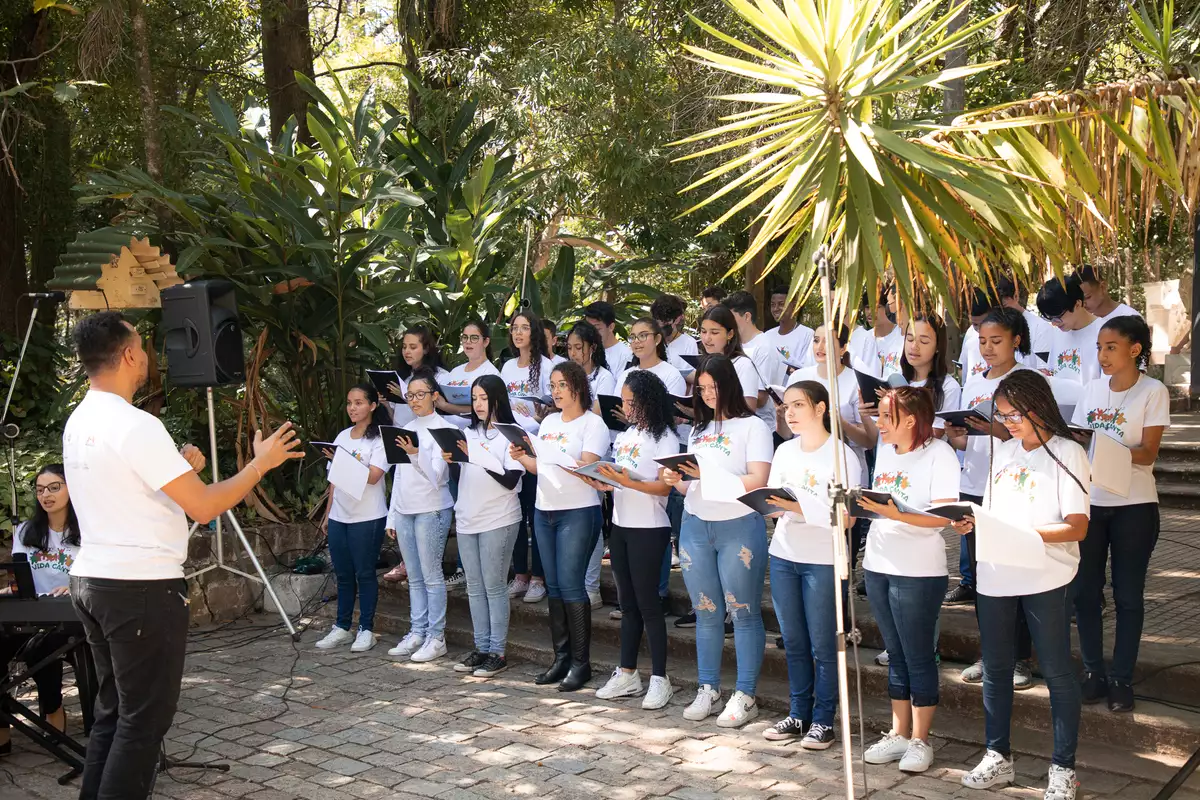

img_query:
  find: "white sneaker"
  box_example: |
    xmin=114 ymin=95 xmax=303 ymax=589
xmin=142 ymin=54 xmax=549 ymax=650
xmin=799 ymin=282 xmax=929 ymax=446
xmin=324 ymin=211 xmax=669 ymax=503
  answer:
xmin=411 ymin=636 xmax=447 ymax=662
xmin=315 ymin=626 xmax=354 ymax=650
xmin=1044 ymin=765 xmax=1078 ymax=800
xmin=387 ymin=632 xmax=424 ymax=657
xmin=508 ymin=575 xmax=530 ymax=597
xmin=595 ymin=669 xmax=643 ymax=700
xmin=716 ymin=690 xmax=758 ymax=728
xmin=683 ymin=685 xmax=721 ymax=721
xmin=642 ymin=676 xmax=674 ymax=710
xmin=671 ymin=551 xmax=680 ymax=567
xmin=962 ymin=749 xmax=1015 ymax=789
xmin=350 ymin=629 xmax=377 ymax=652
xmin=523 ymin=581 xmax=547 ymax=603
xmin=874 ymin=649 xmax=890 ymax=667
xmin=899 ymin=738 xmax=934 ymax=773
xmin=587 ymin=591 xmax=602 ymax=608
xmin=863 ymin=731 xmax=910 ymax=764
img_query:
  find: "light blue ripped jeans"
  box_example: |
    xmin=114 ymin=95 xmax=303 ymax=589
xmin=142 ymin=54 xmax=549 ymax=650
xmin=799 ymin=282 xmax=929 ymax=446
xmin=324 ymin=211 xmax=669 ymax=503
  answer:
xmin=458 ymin=522 xmax=521 ymax=655
xmin=679 ymin=510 xmax=768 ymax=695
xmin=393 ymin=508 xmax=452 ymax=640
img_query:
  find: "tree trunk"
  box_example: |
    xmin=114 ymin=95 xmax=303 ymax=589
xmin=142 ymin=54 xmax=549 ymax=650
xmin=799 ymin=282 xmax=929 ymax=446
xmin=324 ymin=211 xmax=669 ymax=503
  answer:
xmin=942 ymin=0 xmax=969 ymax=121
xmin=26 ymin=96 xmax=74 ymax=325
xmin=262 ymin=0 xmax=314 ymax=142
xmin=128 ymin=0 xmax=163 ymax=184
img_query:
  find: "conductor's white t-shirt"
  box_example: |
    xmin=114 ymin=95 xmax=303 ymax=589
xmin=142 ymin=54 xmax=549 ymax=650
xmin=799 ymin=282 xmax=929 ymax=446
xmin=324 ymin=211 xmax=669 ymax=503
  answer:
xmin=64 ymin=390 xmax=194 ymax=580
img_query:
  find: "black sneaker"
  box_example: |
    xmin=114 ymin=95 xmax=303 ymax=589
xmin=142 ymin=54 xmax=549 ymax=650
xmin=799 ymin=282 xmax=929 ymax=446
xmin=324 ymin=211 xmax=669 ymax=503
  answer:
xmin=800 ymin=722 xmax=836 ymax=750
xmin=944 ymin=583 xmax=976 ymax=605
xmin=454 ymin=651 xmax=488 ymax=673
xmin=674 ymin=610 xmax=697 ymax=629
xmin=1081 ymin=671 xmax=1108 ymax=704
xmin=775 ymin=636 xmax=785 ymax=650
xmin=855 ymin=580 xmax=867 ymax=598
xmin=1108 ymin=681 xmax=1135 ymax=713
xmin=473 ymin=654 xmax=508 ymax=678
xmin=724 ymin=612 xmax=734 ymax=638
xmin=762 ymin=716 xmax=808 ymax=741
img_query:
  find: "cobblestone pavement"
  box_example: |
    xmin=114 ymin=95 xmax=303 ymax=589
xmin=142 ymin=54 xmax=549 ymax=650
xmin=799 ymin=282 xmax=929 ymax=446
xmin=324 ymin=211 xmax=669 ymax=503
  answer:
xmin=1 ymin=621 xmax=1194 ymax=800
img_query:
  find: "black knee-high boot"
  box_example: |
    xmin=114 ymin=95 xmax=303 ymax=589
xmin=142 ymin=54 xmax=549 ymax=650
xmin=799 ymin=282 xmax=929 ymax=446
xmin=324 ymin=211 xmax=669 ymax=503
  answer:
xmin=535 ymin=598 xmax=570 ymax=685
xmin=558 ymin=600 xmax=592 ymax=692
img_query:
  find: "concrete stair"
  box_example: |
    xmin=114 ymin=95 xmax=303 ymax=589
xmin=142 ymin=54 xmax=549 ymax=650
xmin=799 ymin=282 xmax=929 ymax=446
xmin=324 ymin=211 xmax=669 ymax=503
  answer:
xmin=1154 ymin=443 xmax=1200 ymax=509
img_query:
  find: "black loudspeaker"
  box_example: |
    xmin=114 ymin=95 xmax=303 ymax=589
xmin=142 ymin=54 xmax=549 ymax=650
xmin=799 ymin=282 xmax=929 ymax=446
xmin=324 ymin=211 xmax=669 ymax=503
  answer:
xmin=161 ymin=280 xmax=246 ymax=387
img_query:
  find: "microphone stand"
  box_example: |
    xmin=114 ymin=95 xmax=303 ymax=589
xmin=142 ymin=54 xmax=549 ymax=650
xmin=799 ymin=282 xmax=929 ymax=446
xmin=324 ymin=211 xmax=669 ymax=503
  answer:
xmin=815 ymin=247 xmax=868 ymax=800
xmin=2 ymin=297 xmax=45 ymax=523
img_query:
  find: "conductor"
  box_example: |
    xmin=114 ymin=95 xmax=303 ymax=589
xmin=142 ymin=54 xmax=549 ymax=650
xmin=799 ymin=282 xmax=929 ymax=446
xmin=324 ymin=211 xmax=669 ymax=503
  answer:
xmin=62 ymin=312 xmax=302 ymax=799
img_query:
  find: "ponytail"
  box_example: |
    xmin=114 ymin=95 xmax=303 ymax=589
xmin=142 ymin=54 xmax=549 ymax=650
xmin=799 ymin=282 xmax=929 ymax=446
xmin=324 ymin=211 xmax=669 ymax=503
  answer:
xmin=352 ymin=383 xmax=391 ymax=440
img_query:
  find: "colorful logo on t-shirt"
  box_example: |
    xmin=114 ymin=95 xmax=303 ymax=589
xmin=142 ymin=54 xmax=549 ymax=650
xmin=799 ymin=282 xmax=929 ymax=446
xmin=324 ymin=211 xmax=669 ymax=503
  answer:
xmin=794 ymin=468 xmax=822 ymax=498
xmin=445 ymin=378 xmax=469 ymax=387
xmin=29 ymin=548 xmax=73 ymax=574
xmin=506 ymin=379 xmax=533 ymax=395
xmin=967 ymin=394 xmax=991 ymax=408
xmin=873 ymin=470 xmax=911 ymax=502
xmin=692 ymin=432 xmax=733 ymax=457
xmin=995 ymin=465 xmax=1038 ymax=493
xmin=880 ymin=351 xmax=901 ymax=375
xmin=1085 ymin=407 xmax=1127 ymax=434
xmin=349 ymin=448 xmax=365 ymax=464
xmin=970 ymin=361 xmax=987 ymax=376
xmin=614 ymin=441 xmax=642 ymax=468
xmin=1055 ymin=349 xmax=1081 ymax=375
xmin=776 ymin=346 xmax=792 ymax=361
xmin=540 ymin=431 xmax=568 ymax=447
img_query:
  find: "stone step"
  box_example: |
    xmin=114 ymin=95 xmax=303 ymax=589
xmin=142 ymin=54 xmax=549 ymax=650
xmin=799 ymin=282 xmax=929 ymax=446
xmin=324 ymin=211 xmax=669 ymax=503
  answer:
xmin=324 ymin=580 xmax=1200 ymax=772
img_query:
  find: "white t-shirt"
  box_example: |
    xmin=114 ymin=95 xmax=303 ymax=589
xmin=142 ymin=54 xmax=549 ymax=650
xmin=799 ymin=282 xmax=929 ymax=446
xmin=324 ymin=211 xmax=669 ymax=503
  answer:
xmin=64 ymin=390 xmax=194 ymax=580
xmin=611 ymin=427 xmax=680 ymax=528
xmin=14 ymin=523 xmax=79 ymax=595
xmin=763 ymin=325 xmax=814 ymax=369
xmin=1071 ymin=374 xmax=1170 ymax=506
xmin=391 ymin=367 xmax=453 ymax=426
xmin=500 ymin=356 xmax=557 ymax=433
xmin=979 ymin=436 xmax=1090 ymax=596
xmin=959 ymin=364 xmax=1030 ymax=496
xmin=455 ymin=426 xmax=525 ymax=534
xmin=587 ymin=366 xmax=618 ymax=399
xmin=731 ymin=354 xmax=763 ymax=405
xmin=1024 ymin=310 xmax=1055 ymax=366
xmin=534 ymin=412 xmax=611 ymax=511
xmin=744 ymin=332 xmax=788 ymax=428
xmin=1048 ymin=316 xmax=1104 ymax=385
xmin=666 ymin=334 xmax=699 ymax=360
xmin=615 ymin=360 xmax=687 ymax=397
xmin=767 ymin=436 xmax=864 ymax=565
xmin=684 ymin=416 xmax=774 ymax=522
xmin=786 ymin=365 xmax=862 ymax=434
xmin=960 ymin=325 xmax=1044 ymax=384
xmin=1098 ymin=303 xmax=1141 ymax=324
xmin=876 ymin=327 xmax=904 ymax=378
xmin=442 ymin=360 xmax=500 ymax=428
xmin=606 ymin=341 xmax=633 ymax=375
xmin=386 ymin=413 xmax=454 ymax=522
xmin=327 ymin=427 xmax=390 ymax=523
xmin=849 ymin=327 xmax=880 ymax=378
xmin=862 ymin=438 xmax=961 ymax=577
xmin=911 ymin=375 xmax=963 ymax=430
xmin=548 ymin=353 xmax=568 ymax=367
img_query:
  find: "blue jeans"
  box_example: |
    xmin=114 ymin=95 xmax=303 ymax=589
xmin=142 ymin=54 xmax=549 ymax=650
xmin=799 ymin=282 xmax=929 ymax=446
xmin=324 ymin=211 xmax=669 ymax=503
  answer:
xmin=659 ymin=490 xmax=685 ymax=597
xmin=534 ymin=506 xmax=601 ymax=603
xmin=327 ymin=517 xmax=387 ymax=632
xmin=958 ymin=492 xmax=982 ymax=587
xmin=394 ymin=509 xmax=452 ymax=639
xmin=865 ymin=570 xmax=947 ymax=707
xmin=1072 ymin=503 xmax=1159 ymax=684
xmin=770 ymin=556 xmax=842 ymax=726
xmin=512 ymin=473 xmax=543 ymax=578
xmin=459 ymin=523 xmax=521 ymax=655
xmin=680 ymin=511 xmax=768 ymax=695
xmin=979 ymin=586 xmax=1081 ymax=768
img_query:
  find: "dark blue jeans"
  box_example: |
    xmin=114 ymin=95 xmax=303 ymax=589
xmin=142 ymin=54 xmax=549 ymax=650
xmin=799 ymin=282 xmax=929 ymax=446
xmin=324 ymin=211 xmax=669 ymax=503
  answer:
xmin=865 ymin=570 xmax=947 ymax=707
xmin=770 ymin=556 xmax=843 ymax=726
xmin=534 ymin=506 xmax=602 ymax=602
xmin=979 ymin=585 xmax=1081 ymax=768
xmin=512 ymin=472 xmax=543 ymax=579
xmin=1073 ymin=503 xmax=1159 ymax=684
xmin=958 ymin=493 xmax=982 ymax=587
xmin=659 ymin=490 xmax=685 ymax=597
xmin=327 ymin=517 xmax=387 ymax=632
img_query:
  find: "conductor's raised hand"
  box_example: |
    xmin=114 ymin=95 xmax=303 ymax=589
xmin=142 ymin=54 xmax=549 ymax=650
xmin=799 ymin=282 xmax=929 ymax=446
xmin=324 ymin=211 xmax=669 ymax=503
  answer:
xmin=180 ymin=444 xmax=206 ymax=473
xmin=252 ymin=422 xmax=303 ymax=471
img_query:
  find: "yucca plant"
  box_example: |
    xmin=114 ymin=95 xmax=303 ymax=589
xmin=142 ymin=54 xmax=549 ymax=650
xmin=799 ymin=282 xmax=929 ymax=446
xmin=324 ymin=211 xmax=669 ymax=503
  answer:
xmin=675 ymin=0 xmax=1199 ymax=315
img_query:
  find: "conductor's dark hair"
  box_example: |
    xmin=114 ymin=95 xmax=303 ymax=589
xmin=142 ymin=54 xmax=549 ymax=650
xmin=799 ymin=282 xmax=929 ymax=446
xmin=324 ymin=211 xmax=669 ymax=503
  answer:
xmin=550 ymin=361 xmax=593 ymax=412
xmin=990 ymin=370 xmax=1087 ymax=496
xmin=73 ymin=311 xmax=136 ymax=376
xmin=23 ymin=464 xmax=80 ymax=550
xmin=623 ymin=370 xmax=673 ymax=442
xmin=396 ymin=325 xmax=443 ymax=379
xmin=783 ymin=381 xmax=831 ymax=434
xmin=348 ymin=383 xmax=391 ymax=440
xmin=1102 ymin=315 xmax=1153 ymax=371
xmin=468 ymin=374 xmax=517 ymax=433
xmin=980 ymin=307 xmax=1032 ymax=356
xmin=692 ymin=354 xmax=753 ymax=432
xmin=1036 ymin=274 xmax=1085 ymax=319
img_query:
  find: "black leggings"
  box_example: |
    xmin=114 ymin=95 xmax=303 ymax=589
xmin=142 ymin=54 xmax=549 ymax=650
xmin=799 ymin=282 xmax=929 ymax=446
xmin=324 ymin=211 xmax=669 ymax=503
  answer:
xmin=0 ymin=629 xmax=70 ymax=726
xmin=610 ymin=525 xmax=671 ymax=677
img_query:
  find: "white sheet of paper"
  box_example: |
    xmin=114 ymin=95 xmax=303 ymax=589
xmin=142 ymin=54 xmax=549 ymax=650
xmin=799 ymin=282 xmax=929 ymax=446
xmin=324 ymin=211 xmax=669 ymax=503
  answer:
xmin=466 ymin=439 xmax=504 ymax=473
xmin=328 ymin=447 xmax=370 ymax=501
xmin=1090 ymin=432 xmax=1132 ymax=497
xmin=532 ymin=438 xmax=579 ymax=469
xmin=696 ymin=454 xmax=748 ymax=503
xmin=973 ymin=503 xmax=1046 ymax=569
xmin=794 ymin=490 xmax=829 ymax=527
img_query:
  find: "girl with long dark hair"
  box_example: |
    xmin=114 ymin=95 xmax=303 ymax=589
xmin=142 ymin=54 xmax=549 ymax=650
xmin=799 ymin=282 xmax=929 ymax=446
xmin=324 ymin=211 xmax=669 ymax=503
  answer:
xmin=389 ymin=325 xmax=451 ymax=426
xmin=586 ymin=370 xmax=679 ymax=709
xmin=0 ymin=465 xmax=82 ymax=742
xmin=695 ymin=305 xmax=763 ymax=411
xmin=1070 ymin=315 xmax=1168 ymax=713
xmin=857 ymin=387 xmax=961 ymax=774
xmin=784 ymin=323 xmax=873 ymax=449
xmin=761 ymin=382 xmax=864 ymax=749
xmin=662 ymin=355 xmax=773 ymax=727
xmin=316 ymin=384 xmax=393 ymax=653
xmin=954 ymin=370 xmax=1089 ymax=800
xmin=567 ymin=321 xmax=617 ymax=404
xmin=508 ymin=361 xmax=611 ymax=692
xmin=444 ymin=374 xmax=526 ymax=679
xmin=501 ymin=309 xmax=557 ymax=603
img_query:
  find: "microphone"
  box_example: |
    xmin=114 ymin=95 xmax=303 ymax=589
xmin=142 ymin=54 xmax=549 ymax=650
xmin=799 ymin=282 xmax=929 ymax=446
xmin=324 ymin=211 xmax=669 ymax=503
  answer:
xmin=24 ymin=291 xmax=67 ymax=302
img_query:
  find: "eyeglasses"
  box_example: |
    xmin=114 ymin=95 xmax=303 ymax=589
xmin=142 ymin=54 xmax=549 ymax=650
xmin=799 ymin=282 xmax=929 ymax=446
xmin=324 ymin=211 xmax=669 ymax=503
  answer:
xmin=405 ymin=390 xmax=433 ymax=401
xmin=630 ymin=332 xmax=656 ymax=343
xmin=460 ymin=334 xmax=483 ymax=344
xmin=35 ymin=482 xmax=64 ymax=496
xmin=993 ymin=410 xmax=1024 ymax=423
xmin=1041 ymin=313 xmax=1066 ymax=325
xmin=511 ymin=325 xmax=531 ymax=334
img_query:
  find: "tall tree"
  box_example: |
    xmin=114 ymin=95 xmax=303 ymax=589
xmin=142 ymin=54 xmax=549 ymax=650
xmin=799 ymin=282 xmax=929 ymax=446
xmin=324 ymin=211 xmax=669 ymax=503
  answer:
xmin=262 ymin=0 xmax=314 ymax=141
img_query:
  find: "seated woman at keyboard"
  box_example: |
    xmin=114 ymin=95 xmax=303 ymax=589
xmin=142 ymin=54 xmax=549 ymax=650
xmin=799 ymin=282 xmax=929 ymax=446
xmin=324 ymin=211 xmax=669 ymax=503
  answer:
xmin=0 ymin=464 xmax=80 ymax=746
